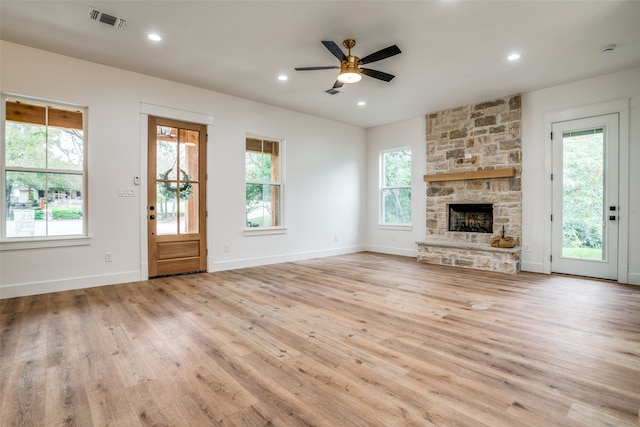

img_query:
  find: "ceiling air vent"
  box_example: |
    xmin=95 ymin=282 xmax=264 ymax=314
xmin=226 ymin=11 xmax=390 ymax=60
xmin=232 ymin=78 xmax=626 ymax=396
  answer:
xmin=325 ymin=89 xmax=341 ymax=95
xmin=87 ymin=7 xmax=127 ymax=29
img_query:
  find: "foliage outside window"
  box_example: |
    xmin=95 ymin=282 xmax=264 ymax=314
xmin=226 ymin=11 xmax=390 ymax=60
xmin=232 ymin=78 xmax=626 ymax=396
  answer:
xmin=245 ymin=136 xmax=282 ymax=228
xmin=2 ymin=95 xmax=86 ymax=239
xmin=381 ymin=147 xmax=411 ymax=225
xmin=562 ymin=128 xmax=604 ymax=258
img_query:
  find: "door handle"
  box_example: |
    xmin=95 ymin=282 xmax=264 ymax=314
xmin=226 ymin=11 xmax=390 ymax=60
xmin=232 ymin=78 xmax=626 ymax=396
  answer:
xmin=149 ymin=215 xmax=155 ymax=220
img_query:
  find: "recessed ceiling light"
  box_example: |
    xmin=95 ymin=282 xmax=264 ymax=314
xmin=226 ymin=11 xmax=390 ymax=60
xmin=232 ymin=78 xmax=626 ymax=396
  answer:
xmin=507 ymin=53 xmax=521 ymax=61
xmin=278 ymin=75 xmax=288 ymax=81
xmin=357 ymin=101 xmax=366 ymax=106
xmin=148 ymin=33 xmax=162 ymax=42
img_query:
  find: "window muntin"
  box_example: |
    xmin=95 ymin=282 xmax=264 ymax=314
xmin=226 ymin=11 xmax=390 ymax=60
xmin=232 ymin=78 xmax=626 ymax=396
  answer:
xmin=245 ymin=136 xmax=282 ymax=228
xmin=380 ymin=147 xmax=412 ymax=225
xmin=2 ymin=95 xmax=87 ymax=239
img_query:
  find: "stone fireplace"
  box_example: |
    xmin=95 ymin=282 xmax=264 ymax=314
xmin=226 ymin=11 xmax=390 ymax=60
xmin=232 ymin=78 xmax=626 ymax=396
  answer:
xmin=417 ymin=95 xmax=522 ymax=273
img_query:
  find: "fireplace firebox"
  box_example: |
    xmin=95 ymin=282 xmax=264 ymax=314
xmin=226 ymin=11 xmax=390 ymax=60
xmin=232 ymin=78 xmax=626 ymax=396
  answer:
xmin=448 ymin=204 xmax=493 ymax=233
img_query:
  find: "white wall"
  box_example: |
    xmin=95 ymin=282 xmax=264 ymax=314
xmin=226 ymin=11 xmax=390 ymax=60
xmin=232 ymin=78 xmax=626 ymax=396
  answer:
xmin=0 ymin=42 xmax=366 ymax=298
xmin=365 ymin=117 xmax=426 ymax=256
xmin=364 ymin=67 xmax=639 ymax=285
xmin=521 ymin=66 xmax=640 ymax=284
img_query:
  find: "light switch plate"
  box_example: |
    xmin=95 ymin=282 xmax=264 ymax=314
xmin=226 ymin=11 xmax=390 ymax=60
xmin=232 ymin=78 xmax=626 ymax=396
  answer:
xmin=118 ymin=188 xmax=135 ymax=197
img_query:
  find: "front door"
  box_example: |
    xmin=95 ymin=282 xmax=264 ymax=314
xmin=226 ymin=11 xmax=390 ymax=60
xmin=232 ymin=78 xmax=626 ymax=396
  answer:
xmin=551 ymin=114 xmax=618 ymax=280
xmin=148 ymin=116 xmax=207 ymax=277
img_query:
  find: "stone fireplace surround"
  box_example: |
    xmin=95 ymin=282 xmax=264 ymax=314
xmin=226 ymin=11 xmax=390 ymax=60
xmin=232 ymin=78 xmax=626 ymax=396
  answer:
xmin=417 ymin=95 xmax=522 ymax=273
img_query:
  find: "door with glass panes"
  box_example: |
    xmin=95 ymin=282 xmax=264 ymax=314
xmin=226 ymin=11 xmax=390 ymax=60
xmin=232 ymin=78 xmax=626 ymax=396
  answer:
xmin=551 ymin=114 xmax=618 ymax=280
xmin=148 ymin=116 xmax=207 ymax=277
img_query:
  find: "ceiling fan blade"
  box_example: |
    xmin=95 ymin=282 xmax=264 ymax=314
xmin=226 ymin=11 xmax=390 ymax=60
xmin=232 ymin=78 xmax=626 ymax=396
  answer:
xmin=359 ymin=45 xmax=401 ymax=64
xmin=360 ymin=68 xmax=396 ymax=82
xmin=332 ymin=80 xmax=344 ymax=89
xmin=295 ymin=66 xmax=340 ymax=71
xmin=321 ymin=41 xmax=346 ymax=61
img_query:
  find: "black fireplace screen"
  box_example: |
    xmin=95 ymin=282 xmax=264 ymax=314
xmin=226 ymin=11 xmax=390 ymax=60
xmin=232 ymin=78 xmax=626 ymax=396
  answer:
xmin=448 ymin=204 xmax=493 ymax=233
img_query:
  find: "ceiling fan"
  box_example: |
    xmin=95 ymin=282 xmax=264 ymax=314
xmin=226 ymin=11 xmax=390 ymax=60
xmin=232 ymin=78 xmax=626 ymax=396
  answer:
xmin=295 ymin=39 xmax=401 ymax=94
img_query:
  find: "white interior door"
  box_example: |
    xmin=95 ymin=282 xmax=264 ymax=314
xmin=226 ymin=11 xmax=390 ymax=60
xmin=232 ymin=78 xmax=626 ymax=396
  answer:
xmin=551 ymin=114 xmax=618 ymax=280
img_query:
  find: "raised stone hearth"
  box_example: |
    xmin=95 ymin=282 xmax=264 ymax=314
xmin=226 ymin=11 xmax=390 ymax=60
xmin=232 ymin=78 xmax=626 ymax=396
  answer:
xmin=417 ymin=240 xmax=520 ymax=274
xmin=418 ymin=95 xmax=522 ymax=273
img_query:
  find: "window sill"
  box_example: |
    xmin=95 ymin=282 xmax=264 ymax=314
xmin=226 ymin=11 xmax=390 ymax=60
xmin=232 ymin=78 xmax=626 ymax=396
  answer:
xmin=0 ymin=235 xmax=92 ymax=251
xmin=244 ymin=227 xmax=287 ymax=237
xmin=377 ymin=224 xmax=413 ymax=231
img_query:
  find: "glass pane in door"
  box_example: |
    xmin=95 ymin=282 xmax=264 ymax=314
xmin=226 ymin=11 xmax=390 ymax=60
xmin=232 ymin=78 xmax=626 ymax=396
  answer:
xmin=179 ymin=129 xmax=199 ymax=179
xmin=180 ymin=183 xmax=199 ymax=234
xmin=156 ymin=182 xmax=177 ymax=235
xmin=561 ymin=128 xmax=604 ymax=260
xmin=156 ymin=126 xmax=178 ymax=180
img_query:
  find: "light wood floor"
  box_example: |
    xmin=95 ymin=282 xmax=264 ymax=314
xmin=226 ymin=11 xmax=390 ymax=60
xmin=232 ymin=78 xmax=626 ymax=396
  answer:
xmin=2 ymin=252 xmax=640 ymax=426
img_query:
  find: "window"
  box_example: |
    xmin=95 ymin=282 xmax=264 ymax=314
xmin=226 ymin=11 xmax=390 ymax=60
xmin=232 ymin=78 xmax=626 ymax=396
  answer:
xmin=245 ymin=135 xmax=282 ymax=229
xmin=2 ymin=95 xmax=87 ymax=240
xmin=380 ymin=147 xmax=411 ymax=225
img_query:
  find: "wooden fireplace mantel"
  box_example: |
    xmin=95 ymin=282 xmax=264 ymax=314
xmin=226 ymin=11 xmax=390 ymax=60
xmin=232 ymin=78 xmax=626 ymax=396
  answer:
xmin=423 ymin=167 xmax=515 ymax=183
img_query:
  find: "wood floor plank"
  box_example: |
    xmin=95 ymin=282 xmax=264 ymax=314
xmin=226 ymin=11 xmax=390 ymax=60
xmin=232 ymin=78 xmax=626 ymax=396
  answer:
xmin=2 ymin=252 xmax=640 ymax=426
xmin=45 ymin=365 xmax=93 ymax=426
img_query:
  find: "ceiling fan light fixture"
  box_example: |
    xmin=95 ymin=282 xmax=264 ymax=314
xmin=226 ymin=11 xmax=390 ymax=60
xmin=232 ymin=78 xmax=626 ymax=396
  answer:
xmin=338 ymin=53 xmax=362 ymax=84
xmin=337 ymin=71 xmax=362 ymax=84
xmin=295 ymin=38 xmax=400 ymax=91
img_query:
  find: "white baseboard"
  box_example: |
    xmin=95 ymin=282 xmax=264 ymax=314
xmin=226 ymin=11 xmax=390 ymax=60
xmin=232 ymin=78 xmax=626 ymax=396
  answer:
xmin=4 ymin=252 xmax=634 ymax=299
xmin=0 ymin=271 xmax=142 ymax=299
xmin=627 ymin=273 xmax=640 ymax=286
xmin=2 ymin=247 xmax=367 ymax=298
xmin=521 ymin=261 xmax=544 ymax=273
xmin=364 ymin=245 xmax=418 ymax=258
xmin=209 ymin=245 xmax=365 ymax=272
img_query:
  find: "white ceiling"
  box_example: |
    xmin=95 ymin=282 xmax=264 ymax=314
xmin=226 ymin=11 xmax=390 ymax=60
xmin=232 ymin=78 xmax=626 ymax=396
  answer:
xmin=2 ymin=1 xmax=639 ymax=128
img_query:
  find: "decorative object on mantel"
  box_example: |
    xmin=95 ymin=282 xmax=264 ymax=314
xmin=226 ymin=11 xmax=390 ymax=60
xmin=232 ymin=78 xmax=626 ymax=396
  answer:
xmin=423 ymin=167 xmax=515 ymax=183
xmin=491 ymin=226 xmax=517 ymax=248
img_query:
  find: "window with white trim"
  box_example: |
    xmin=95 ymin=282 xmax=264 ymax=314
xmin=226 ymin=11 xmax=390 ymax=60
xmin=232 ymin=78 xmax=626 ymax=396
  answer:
xmin=380 ymin=147 xmax=411 ymax=225
xmin=2 ymin=94 xmax=87 ymax=240
xmin=245 ymin=135 xmax=283 ymax=228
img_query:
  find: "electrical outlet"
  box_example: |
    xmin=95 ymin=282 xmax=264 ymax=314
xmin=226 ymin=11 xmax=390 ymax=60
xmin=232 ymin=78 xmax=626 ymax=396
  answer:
xmin=334 ymin=235 xmax=339 ymax=242
xmin=524 ymin=245 xmax=531 ymax=252
xmin=224 ymin=244 xmax=230 ymax=253
xmin=105 ymin=252 xmax=113 ymax=262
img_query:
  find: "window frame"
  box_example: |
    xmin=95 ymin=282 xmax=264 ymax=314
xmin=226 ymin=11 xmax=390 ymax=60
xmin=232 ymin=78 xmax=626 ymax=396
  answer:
xmin=0 ymin=93 xmax=90 ymax=250
xmin=244 ymin=134 xmax=285 ymax=235
xmin=379 ymin=146 xmax=412 ymax=227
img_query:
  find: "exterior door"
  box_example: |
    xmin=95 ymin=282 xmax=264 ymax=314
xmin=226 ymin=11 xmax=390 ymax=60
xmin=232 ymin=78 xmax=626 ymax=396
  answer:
xmin=551 ymin=114 xmax=618 ymax=280
xmin=148 ymin=116 xmax=207 ymax=277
